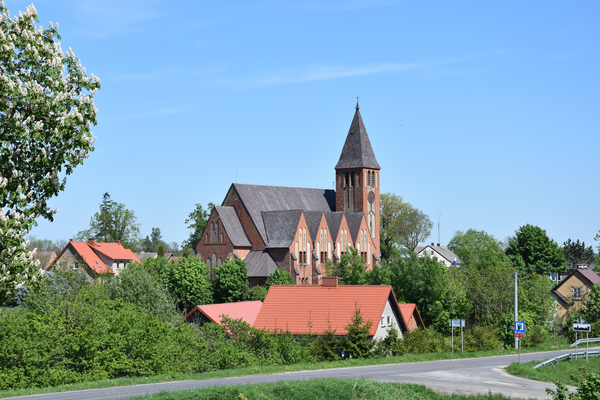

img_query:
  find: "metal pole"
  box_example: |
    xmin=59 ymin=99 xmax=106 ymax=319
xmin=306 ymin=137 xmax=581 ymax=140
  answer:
xmin=461 ymin=324 xmax=464 ymax=354
xmin=452 ymin=325 xmax=454 ymax=354
xmin=514 ymin=272 xmax=518 ymax=349
xmin=587 ymin=332 xmax=589 ymax=363
xmin=519 ymin=338 xmax=521 ymax=365
xmin=576 ymin=332 xmax=578 ymax=361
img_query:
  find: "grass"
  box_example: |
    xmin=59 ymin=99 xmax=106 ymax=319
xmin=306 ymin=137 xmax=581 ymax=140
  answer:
xmin=0 ymin=338 xmax=572 ymax=399
xmin=126 ymin=378 xmax=520 ymax=400
xmin=506 ymin=353 xmax=600 ymax=387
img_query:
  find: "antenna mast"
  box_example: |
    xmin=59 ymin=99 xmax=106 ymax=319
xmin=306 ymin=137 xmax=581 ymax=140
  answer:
xmin=438 ymin=212 xmax=441 ymax=245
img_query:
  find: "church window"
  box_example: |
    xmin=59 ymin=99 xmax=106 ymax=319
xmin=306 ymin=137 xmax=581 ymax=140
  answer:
xmin=368 ymin=242 xmax=371 ymax=265
xmin=345 ymin=172 xmax=349 ymax=188
xmin=207 ymin=258 xmax=212 ymax=268
xmin=218 ymin=258 xmax=223 ymax=266
xmin=367 ymin=171 xmax=371 ymax=188
xmin=220 ymin=233 xmax=224 ymax=242
xmin=212 ymin=253 xmax=217 ymax=269
xmin=350 ymin=172 xmax=354 ymax=187
xmin=371 ymin=171 xmax=375 ymax=187
xmin=206 ymin=233 xmax=209 ymax=243
xmin=216 ymin=221 xmax=219 ymax=242
xmin=375 ymin=172 xmax=378 ymax=188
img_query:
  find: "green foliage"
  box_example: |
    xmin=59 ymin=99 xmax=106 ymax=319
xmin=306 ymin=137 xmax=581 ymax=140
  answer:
xmin=379 ymin=193 xmax=433 ymax=253
xmin=75 ymin=192 xmax=141 ymax=250
xmin=311 ymin=325 xmax=340 ymax=361
xmin=183 ymin=203 xmax=215 ymax=254
xmin=452 ymin=326 xmax=502 ymax=352
xmin=402 ymin=328 xmax=448 ymax=355
xmin=340 ymin=304 xmax=374 ymax=359
xmin=248 ymin=286 xmax=267 ymax=302
xmin=142 ymin=255 xmax=172 ymax=289
xmin=505 ymin=224 xmax=567 ymax=276
xmin=107 ymin=264 xmax=179 ymax=324
xmin=448 ymin=229 xmax=510 ymax=270
xmin=212 ymin=259 xmax=249 ymax=304
xmin=265 ymin=268 xmax=294 ymax=290
xmin=169 ymin=257 xmax=212 ymax=310
xmin=519 ymin=273 xmax=556 ymax=327
xmin=374 ymin=328 xmax=407 ymax=357
xmin=547 ymin=373 xmax=600 ymax=400
xmin=563 ymin=239 xmax=596 ymax=270
xmin=158 ymin=246 xmax=165 ymax=258
xmin=580 ymin=285 xmax=600 ymax=324
xmin=326 ymin=247 xmax=368 ymax=285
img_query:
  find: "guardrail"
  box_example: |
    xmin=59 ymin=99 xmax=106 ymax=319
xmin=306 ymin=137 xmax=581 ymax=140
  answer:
xmin=570 ymin=337 xmax=600 ymax=347
xmin=533 ymin=351 xmax=600 ymax=369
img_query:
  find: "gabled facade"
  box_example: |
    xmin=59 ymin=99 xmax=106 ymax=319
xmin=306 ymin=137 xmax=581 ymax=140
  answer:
xmin=50 ymin=238 xmax=140 ymax=282
xmin=254 ymin=277 xmax=405 ymax=339
xmin=398 ymin=303 xmax=426 ymax=332
xmin=196 ymin=105 xmax=381 ymax=285
xmin=414 ymin=243 xmax=460 ymax=267
xmin=552 ymin=268 xmax=600 ymax=324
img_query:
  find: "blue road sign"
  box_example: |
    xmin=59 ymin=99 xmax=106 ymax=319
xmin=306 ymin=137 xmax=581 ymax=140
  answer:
xmin=515 ymin=321 xmax=525 ymax=335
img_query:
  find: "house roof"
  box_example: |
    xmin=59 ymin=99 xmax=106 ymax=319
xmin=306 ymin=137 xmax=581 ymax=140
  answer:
xmin=335 ymin=105 xmax=380 ymax=170
xmin=551 ymin=289 xmax=570 ymax=305
xmin=345 ymin=213 xmax=364 ymax=244
xmin=245 ymin=250 xmax=280 ymax=278
xmin=134 ymin=252 xmax=158 ymax=263
xmin=91 ymin=242 xmax=140 ymax=263
xmin=262 ymin=210 xmax=303 ymax=248
xmin=414 ymin=245 xmax=459 ymax=264
xmin=553 ymin=268 xmax=600 ymax=293
xmin=216 ymin=206 xmax=252 ymax=247
xmin=304 ymin=210 xmax=325 ymax=244
xmin=33 ymin=251 xmax=57 ymax=270
xmin=184 ymin=301 xmax=263 ymax=326
xmin=398 ymin=303 xmax=426 ymax=329
xmin=66 ymin=241 xmax=113 ymax=274
xmin=324 ymin=212 xmax=344 ymax=244
xmin=231 ymin=183 xmax=335 ymax=244
xmin=254 ymin=284 xmax=406 ymax=335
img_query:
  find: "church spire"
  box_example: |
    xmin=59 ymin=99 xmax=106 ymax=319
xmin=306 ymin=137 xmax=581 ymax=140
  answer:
xmin=335 ymin=106 xmax=380 ymax=170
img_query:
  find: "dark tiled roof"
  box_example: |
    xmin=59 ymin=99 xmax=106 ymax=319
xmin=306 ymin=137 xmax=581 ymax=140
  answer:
xmin=262 ymin=210 xmax=303 ymax=248
xmin=324 ymin=212 xmax=344 ymax=244
xmin=245 ymin=250 xmax=279 ymax=278
xmin=578 ymin=269 xmax=600 ymax=285
xmin=232 ymin=184 xmax=335 ymax=243
xmin=304 ymin=211 xmax=324 ymax=244
xmin=345 ymin=213 xmax=364 ymax=244
xmin=335 ymin=107 xmax=380 ymax=170
xmin=135 ymin=252 xmax=157 ymax=263
xmin=216 ymin=206 xmax=252 ymax=247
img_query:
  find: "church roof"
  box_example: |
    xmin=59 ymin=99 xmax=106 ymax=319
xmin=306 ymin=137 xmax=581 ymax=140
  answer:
xmin=324 ymin=212 xmax=344 ymax=243
xmin=335 ymin=106 xmax=380 ymax=170
xmin=304 ymin=211 xmax=325 ymax=245
xmin=232 ymin=184 xmax=335 ymax=244
xmin=245 ymin=250 xmax=280 ymax=278
xmin=345 ymin=213 xmax=365 ymax=244
xmin=263 ymin=210 xmax=303 ymax=248
xmin=215 ymin=206 xmax=252 ymax=247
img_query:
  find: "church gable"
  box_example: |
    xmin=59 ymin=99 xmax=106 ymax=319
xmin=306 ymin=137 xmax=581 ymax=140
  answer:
xmin=262 ymin=210 xmax=303 ymax=248
xmin=215 ymin=206 xmax=251 ymax=247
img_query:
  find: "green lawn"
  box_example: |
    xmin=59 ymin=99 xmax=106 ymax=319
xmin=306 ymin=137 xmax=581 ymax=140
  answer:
xmin=126 ymin=378 xmax=520 ymax=400
xmin=0 ymin=338 xmax=571 ymax=399
xmin=507 ymin=354 xmax=600 ymax=387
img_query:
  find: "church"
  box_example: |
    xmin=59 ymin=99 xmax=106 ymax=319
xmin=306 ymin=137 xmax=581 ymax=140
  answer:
xmin=196 ymin=104 xmax=381 ymax=286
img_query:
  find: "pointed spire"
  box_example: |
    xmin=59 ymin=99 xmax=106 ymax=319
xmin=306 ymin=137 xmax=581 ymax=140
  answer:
xmin=335 ymin=105 xmax=380 ymax=170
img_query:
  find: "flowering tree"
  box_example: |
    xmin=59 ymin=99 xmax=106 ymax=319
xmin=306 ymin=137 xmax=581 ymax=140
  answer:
xmin=0 ymin=2 xmax=100 ymax=304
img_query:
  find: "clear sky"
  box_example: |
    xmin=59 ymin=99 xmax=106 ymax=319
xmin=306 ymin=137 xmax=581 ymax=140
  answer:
xmin=7 ymin=0 xmax=600 ymax=250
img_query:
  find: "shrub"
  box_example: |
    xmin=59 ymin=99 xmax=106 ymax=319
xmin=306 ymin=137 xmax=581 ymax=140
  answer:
xmin=340 ymin=304 xmax=374 ymax=359
xmin=265 ymin=268 xmax=294 ymax=290
xmin=452 ymin=326 xmax=502 ymax=352
xmin=212 ymin=259 xmax=249 ymax=304
xmin=522 ymin=325 xmax=549 ymax=348
xmin=374 ymin=328 xmax=407 ymax=357
xmin=248 ymin=286 xmax=267 ymax=302
xmin=403 ymin=328 xmax=448 ymax=355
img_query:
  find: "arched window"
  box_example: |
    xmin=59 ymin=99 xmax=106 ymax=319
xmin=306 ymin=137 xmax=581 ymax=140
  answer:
xmin=207 ymin=258 xmax=212 ymax=269
xmin=371 ymin=171 xmax=375 ymax=187
xmin=350 ymin=172 xmax=354 ymax=187
xmin=345 ymin=172 xmax=349 ymax=188
xmin=367 ymin=171 xmax=371 ymax=187
xmin=220 ymin=233 xmax=224 ymax=242
xmin=375 ymin=172 xmax=378 ymax=188
xmin=212 ymin=253 xmax=217 ymax=269
xmin=218 ymin=258 xmax=223 ymax=266
xmin=211 ymin=222 xmax=215 ymax=242
xmin=216 ymin=221 xmax=219 ymax=242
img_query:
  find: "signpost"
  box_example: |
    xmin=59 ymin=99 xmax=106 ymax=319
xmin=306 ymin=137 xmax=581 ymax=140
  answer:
xmin=515 ymin=321 xmax=525 ymax=365
xmin=450 ymin=319 xmax=465 ymax=354
xmin=573 ymin=319 xmax=591 ymax=362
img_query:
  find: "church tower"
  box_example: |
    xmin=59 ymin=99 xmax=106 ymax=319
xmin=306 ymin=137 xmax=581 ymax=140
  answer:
xmin=335 ymin=103 xmax=381 ymax=249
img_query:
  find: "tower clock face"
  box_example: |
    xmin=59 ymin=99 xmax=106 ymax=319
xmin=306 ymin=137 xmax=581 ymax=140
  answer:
xmin=368 ymin=191 xmax=375 ymax=204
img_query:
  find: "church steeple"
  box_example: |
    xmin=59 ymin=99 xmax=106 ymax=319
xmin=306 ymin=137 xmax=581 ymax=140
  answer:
xmin=335 ymin=105 xmax=380 ymax=251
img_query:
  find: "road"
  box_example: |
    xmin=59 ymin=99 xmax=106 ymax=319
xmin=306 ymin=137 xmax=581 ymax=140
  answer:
xmin=6 ymin=348 xmax=588 ymax=400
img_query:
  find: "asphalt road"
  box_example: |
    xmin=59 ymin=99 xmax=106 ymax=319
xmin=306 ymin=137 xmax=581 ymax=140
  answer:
xmin=6 ymin=348 xmax=589 ymax=400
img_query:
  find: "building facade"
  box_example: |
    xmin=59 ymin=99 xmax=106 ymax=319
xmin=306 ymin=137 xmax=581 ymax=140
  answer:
xmin=196 ymin=104 xmax=381 ymax=285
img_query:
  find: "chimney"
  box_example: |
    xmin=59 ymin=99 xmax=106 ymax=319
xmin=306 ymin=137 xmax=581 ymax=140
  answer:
xmin=116 ymin=240 xmax=121 ymax=245
xmin=437 ymin=243 xmax=440 ymax=247
xmin=322 ymin=276 xmax=338 ymax=287
xmin=69 ymin=238 xmax=73 ymax=242
xmin=431 ymin=242 xmax=434 ymax=246
xmin=88 ymin=237 xmax=95 ymax=246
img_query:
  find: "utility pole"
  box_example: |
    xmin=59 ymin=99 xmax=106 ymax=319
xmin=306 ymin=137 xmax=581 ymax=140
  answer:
xmin=514 ymin=271 xmax=519 ymax=349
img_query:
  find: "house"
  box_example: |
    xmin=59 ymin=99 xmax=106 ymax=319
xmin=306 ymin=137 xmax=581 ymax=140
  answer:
xmin=551 ymin=268 xmax=600 ymax=324
xmin=414 ymin=243 xmax=460 ymax=267
xmin=50 ymin=237 xmax=140 ymax=282
xmin=196 ymin=104 xmax=382 ymax=286
xmin=183 ymin=300 xmax=263 ymax=327
xmin=33 ymin=251 xmax=57 ymax=270
xmin=253 ymin=276 xmax=406 ymax=339
xmin=398 ymin=303 xmax=425 ymax=332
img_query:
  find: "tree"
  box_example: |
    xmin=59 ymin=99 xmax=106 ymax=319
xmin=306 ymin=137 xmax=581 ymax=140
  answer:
xmin=183 ymin=202 xmax=214 ymax=253
xmin=150 ymin=227 xmax=162 ymax=247
xmin=212 ymin=259 xmax=249 ymax=304
xmin=340 ymin=304 xmax=374 ymax=359
xmin=142 ymin=236 xmax=154 ymax=252
xmin=25 ymin=236 xmax=66 ymax=253
xmin=265 ymin=267 xmax=294 ymax=290
xmin=0 ymin=3 xmax=101 ymax=303
xmin=325 ymin=247 xmax=369 ymax=285
xmin=379 ymin=193 xmax=433 ymax=254
xmin=505 ymin=224 xmax=567 ymax=276
xmin=448 ymin=229 xmax=510 ymax=270
xmin=75 ymin=193 xmax=141 ymax=249
xmin=563 ymin=239 xmax=595 ymax=270
xmin=169 ymin=256 xmax=212 ymax=311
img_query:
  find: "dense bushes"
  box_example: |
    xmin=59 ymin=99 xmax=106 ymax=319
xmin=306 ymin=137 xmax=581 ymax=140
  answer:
xmin=402 ymin=328 xmax=448 ymax=354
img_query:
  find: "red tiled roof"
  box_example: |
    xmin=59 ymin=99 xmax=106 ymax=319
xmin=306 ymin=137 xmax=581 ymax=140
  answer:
xmin=184 ymin=301 xmax=263 ymax=326
xmin=254 ymin=285 xmax=404 ymax=336
xmin=68 ymin=241 xmax=113 ymax=274
xmin=91 ymin=242 xmax=140 ymax=263
xmin=398 ymin=303 xmax=426 ymax=329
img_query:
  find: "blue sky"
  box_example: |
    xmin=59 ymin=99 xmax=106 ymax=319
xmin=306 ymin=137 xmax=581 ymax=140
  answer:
xmin=8 ymin=0 xmax=600 ymax=250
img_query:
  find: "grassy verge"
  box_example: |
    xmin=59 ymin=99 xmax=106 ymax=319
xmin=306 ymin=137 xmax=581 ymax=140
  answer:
xmin=126 ymin=378 xmax=519 ymax=400
xmin=0 ymin=339 xmax=571 ymax=399
xmin=506 ymin=355 xmax=600 ymax=387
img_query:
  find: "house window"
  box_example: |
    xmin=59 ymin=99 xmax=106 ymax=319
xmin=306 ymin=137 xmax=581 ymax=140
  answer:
xmin=387 ymin=315 xmax=392 ymax=326
xmin=430 ymin=250 xmax=434 ymax=256
xmin=574 ymin=287 xmax=583 ymax=300
xmin=381 ymin=317 xmax=385 ymax=327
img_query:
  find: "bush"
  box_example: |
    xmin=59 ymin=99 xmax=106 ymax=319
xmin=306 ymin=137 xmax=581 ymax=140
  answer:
xmin=403 ymin=328 xmax=448 ymax=355
xmin=452 ymin=326 xmax=502 ymax=352
xmin=265 ymin=268 xmax=294 ymax=290
xmin=374 ymin=328 xmax=407 ymax=357
xmin=522 ymin=325 xmax=549 ymax=348
xmin=248 ymin=286 xmax=267 ymax=302
xmin=212 ymin=259 xmax=249 ymax=304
